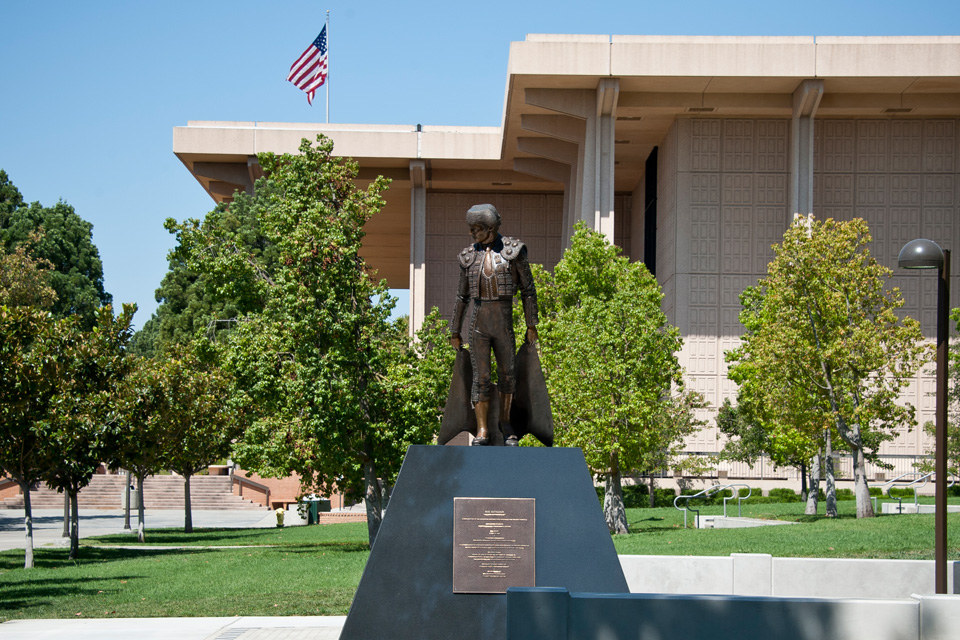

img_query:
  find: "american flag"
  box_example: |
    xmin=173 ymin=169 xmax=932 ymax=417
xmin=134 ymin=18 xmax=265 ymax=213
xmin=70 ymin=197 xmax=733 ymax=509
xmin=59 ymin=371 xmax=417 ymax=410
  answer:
xmin=287 ymin=26 xmax=328 ymax=105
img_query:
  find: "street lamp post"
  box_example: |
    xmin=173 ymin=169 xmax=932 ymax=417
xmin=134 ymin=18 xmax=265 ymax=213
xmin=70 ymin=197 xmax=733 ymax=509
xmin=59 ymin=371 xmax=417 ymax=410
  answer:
xmin=898 ymin=238 xmax=949 ymax=595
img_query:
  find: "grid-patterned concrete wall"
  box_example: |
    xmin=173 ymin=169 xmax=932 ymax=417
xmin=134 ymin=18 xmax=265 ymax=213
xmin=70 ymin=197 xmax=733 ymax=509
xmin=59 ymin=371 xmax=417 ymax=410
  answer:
xmin=424 ymin=192 xmax=631 ymax=326
xmin=669 ymin=118 xmax=791 ymax=451
xmin=813 ymin=118 xmax=960 ymax=458
xmin=664 ymin=117 xmax=960 ymax=461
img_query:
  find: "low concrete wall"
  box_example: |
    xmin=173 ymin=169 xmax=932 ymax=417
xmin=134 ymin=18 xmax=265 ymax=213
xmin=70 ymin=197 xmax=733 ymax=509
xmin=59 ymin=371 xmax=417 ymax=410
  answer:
xmin=620 ymin=554 xmax=959 ymax=599
xmin=881 ymin=503 xmax=960 ymax=515
xmin=506 ymin=588 xmax=960 ymax=640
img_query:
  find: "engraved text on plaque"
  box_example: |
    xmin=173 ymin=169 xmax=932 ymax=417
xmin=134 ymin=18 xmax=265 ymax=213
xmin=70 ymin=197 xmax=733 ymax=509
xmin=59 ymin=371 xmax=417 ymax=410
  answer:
xmin=452 ymin=497 xmax=535 ymax=594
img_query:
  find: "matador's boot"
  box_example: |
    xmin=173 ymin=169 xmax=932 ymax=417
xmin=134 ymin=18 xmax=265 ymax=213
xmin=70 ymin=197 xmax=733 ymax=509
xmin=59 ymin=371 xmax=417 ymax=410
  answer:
xmin=500 ymin=393 xmax=518 ymax=446
xmin=472 ymin=400 xmax=490 ymax=446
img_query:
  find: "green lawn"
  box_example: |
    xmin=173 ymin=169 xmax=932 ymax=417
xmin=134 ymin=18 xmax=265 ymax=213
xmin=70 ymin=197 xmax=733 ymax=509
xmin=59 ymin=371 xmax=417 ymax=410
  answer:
xmin=613 ymin=500 xmax=960 ymax=559
xmin=2 ymin=503 xmax=959 ymax=621
xmin=0 ymin=523 xmax=369 ymax=622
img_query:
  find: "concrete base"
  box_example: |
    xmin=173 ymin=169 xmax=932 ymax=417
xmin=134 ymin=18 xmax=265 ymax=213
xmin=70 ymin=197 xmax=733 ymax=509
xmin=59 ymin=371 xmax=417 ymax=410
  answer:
xmin=881 ymin=502 xmax=960 ymax=515
xmin=620 ymin=554 xmax=959 ymax=598
xmin=506 ymin=588 xmax=960 ymax=640
xmin=697 ymin=516 xmax=799 ymax=529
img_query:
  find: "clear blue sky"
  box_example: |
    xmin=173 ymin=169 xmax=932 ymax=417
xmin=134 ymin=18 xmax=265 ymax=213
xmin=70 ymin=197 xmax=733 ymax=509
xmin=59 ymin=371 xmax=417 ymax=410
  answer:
xmin=2 ymin=1 xmax=957 ymax=330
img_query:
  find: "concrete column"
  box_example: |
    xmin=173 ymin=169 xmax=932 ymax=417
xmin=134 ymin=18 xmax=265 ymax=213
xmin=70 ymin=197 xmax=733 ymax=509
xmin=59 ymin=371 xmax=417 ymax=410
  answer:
xmin=524 ymin=81 xmax=620 ymax=242
xmin=789 ymin=79 xmax=823 ymax=224
xmin=408 ymin=160 xmax=426 ymax=336
xmin=596 ymin=79 xmax=619 ymax=239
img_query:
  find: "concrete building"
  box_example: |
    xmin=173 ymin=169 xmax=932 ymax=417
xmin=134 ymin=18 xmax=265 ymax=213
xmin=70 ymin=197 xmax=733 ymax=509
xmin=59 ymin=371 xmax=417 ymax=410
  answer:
xmin=174 ymin=35 xmax=960 ymax=484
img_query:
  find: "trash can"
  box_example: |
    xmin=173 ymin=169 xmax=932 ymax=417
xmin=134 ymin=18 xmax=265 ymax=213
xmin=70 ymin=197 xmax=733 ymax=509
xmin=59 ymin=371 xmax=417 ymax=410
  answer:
xmin=302 ymin=498 xmax=328 ymax=524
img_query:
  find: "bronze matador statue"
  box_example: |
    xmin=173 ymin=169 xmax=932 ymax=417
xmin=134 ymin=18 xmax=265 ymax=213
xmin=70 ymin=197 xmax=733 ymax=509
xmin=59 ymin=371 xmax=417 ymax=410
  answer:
xmin=439 ymin=204 xmax=553 ymax=447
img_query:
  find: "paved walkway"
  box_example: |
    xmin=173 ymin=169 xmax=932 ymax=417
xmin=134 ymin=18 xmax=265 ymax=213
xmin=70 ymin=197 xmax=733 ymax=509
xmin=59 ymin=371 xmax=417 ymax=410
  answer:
xmin=1 ymin=508 xmax=354 ymax=639
xmin=0 ymin=507 xmax=298 ymax=552
xmin=0 ymin=616 xmax=347 ymax=639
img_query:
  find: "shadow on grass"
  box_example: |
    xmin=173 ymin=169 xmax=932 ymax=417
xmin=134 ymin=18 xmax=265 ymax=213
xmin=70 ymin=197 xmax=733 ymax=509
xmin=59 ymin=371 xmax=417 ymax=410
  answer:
xmin=281 ymin=542 xmax=369 ymax=554
xmin=0 ymin=545 xmax=217 ymax=570
xmin=0 ymin=576 xmax=138 ymax=611
xmin=88 ymin=527 xmax=279 ymax=546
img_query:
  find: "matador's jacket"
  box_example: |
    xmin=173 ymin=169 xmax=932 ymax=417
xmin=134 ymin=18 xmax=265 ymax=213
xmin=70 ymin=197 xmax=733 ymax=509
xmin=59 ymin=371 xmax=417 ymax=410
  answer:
xmin=452 ymin=234 xmax=538 ymax=405
xmin=451 ymin=234 xmax=538 ymax=337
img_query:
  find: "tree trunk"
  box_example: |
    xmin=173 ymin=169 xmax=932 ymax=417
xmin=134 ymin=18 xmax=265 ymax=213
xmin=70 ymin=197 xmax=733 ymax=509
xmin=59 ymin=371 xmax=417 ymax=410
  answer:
xmin=183 ymin=473 xmax=193 ymax=533
xmin=825 ymin=431 xmax=838 ymax=518
xmin=805 ymin=454 xmax=820 ymax=515
xmin=800 ymin=461 xmax=808 ymax=502
xmin=62 ymin=492 xmax=70 ymax=538
xmin=648 ymin=475 xmax=656 ymax=508
xmin=137 ymin=473 xmax=146 ymax=543
xmin=853 ymin=445 xmax=875 ymax=518
xmin=68 ymin=490 xmax=80 ymax=560
xmin=362 ymin=457 xmax=383 ymax=547
xmin=603 ymin=453 xmax=629 ymax=534
xmin=123 ymin=470 xmax=132 ymax=531
xmin=20 ymin=480 xmax=35 ymax=569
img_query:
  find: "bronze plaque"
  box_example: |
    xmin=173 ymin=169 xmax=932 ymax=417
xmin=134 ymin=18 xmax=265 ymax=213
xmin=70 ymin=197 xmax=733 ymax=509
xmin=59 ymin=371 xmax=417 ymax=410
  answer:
xmin=452 ymin=497 xmax=535 ymax=594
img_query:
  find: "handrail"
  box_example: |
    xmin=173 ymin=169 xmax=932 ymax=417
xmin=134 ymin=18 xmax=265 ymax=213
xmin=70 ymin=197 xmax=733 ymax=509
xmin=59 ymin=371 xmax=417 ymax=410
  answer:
xmin=233 ymin=474 xmax=271 ymax=508
xmin=872 ymin=472 xmax=957 ymax=514
xmin=674 ymin=483 xmax=753 ymax=528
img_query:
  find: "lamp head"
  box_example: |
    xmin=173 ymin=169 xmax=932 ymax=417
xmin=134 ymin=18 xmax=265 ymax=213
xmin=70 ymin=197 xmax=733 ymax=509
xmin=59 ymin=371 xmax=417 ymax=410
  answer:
xmin=899 ymin=239 xmax=945 ymax=270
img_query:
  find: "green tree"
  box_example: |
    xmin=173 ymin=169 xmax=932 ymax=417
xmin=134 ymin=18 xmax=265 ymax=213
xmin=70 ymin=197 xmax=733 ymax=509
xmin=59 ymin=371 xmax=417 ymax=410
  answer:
xmin=41 ymin=305 xmax=135 ymax=559
xmin=113 ymin=356 xmax=173 ymax=542
xmin=916 ymin=307 xmax=960 ymax=479
xmin=157 ymin=342 xmax=245 ymax=533
xmin=0 ymin=305 xmax=60 ymax=568
xmin=716 ymin=398 xmax=815 ymax=505
xmin=0 ymin=170 xmax=112 ymax=327
xmin=727 ymin=282 xmax=835 ymax=514
xmin=171 ymin=135 xmax=433 ymax=546
xmin=535 ymin=223 xmax=703 ymax=534
xmin=0 ymin=235 xmax=57 ymax=310
xmin=726 ymin=216 xmax=929 ymax=519
xmin=0 ymin=243 xmax=60 ymax=568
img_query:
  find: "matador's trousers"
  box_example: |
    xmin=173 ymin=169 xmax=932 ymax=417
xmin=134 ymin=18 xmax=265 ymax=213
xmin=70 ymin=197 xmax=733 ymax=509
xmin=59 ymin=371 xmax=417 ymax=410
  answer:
xmin=469 ymin=299 xmax=516 ymax=404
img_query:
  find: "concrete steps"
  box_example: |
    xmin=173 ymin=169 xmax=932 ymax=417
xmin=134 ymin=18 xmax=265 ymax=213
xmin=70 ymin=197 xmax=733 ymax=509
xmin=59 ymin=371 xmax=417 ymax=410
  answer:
xmin=0 ymin=474 xmax=268 ymax=511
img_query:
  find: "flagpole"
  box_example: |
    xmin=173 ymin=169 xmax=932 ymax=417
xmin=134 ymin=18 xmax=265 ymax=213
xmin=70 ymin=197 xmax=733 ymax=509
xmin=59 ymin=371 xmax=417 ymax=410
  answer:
xmin=325 ymin=10 xmax=330 ymax=123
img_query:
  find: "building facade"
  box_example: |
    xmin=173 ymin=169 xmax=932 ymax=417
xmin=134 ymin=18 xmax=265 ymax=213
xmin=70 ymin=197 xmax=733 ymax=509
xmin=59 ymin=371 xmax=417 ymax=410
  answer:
xmin=174 ymin=35 xmax=960 ymax=483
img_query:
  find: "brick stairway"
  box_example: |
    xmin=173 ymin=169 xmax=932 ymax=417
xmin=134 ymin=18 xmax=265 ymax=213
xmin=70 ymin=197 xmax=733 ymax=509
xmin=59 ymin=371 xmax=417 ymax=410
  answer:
xmin=0 ymin=474 xmax=268 ymax=511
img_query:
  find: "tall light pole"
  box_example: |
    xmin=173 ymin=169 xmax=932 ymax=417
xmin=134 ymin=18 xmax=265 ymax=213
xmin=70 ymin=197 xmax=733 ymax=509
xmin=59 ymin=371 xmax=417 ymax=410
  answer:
xmin=898 ymin=238 xmax=949 ymax=594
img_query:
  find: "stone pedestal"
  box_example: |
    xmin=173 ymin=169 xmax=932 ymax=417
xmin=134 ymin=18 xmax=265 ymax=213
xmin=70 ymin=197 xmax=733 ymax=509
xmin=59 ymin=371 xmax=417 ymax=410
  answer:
xmin=339 ymin=445 xmax=628 ymax=640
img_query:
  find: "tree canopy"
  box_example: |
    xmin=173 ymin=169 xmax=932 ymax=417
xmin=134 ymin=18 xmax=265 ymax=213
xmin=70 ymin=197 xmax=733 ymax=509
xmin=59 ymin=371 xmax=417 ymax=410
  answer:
xmin=535 ymin=223 xmax=703 ymax=533
xmin=0 ymin=170 xmax=111 ymax=327
xmin=726 ymin=216 xmax=929 ymax=518
xmin=168 ymin=135 xmax=448 ymax=545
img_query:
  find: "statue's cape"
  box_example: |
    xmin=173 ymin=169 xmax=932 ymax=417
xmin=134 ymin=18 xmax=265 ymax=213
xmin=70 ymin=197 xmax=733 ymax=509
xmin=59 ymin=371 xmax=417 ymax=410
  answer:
xmin=438 ymin=348 xmax=475 ymax=445
xmin=510 ymin=342 xmax=554 ymax=447
xmin=437 ymin=344 xmax=552 ymax=447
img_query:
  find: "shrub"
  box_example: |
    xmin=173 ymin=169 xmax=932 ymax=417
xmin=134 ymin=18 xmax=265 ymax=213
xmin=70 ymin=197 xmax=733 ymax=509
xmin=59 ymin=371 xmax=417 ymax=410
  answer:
xmin=768 ymin=488 xmax=801 ymax=502
xmin=594 ymin=483 xmax=676 ymax=508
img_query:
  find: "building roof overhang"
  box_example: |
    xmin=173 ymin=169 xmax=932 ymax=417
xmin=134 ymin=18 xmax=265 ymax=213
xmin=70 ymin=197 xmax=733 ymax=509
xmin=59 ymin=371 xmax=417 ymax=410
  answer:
xmin=173 ymin=35 xmax=960 ymax=286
